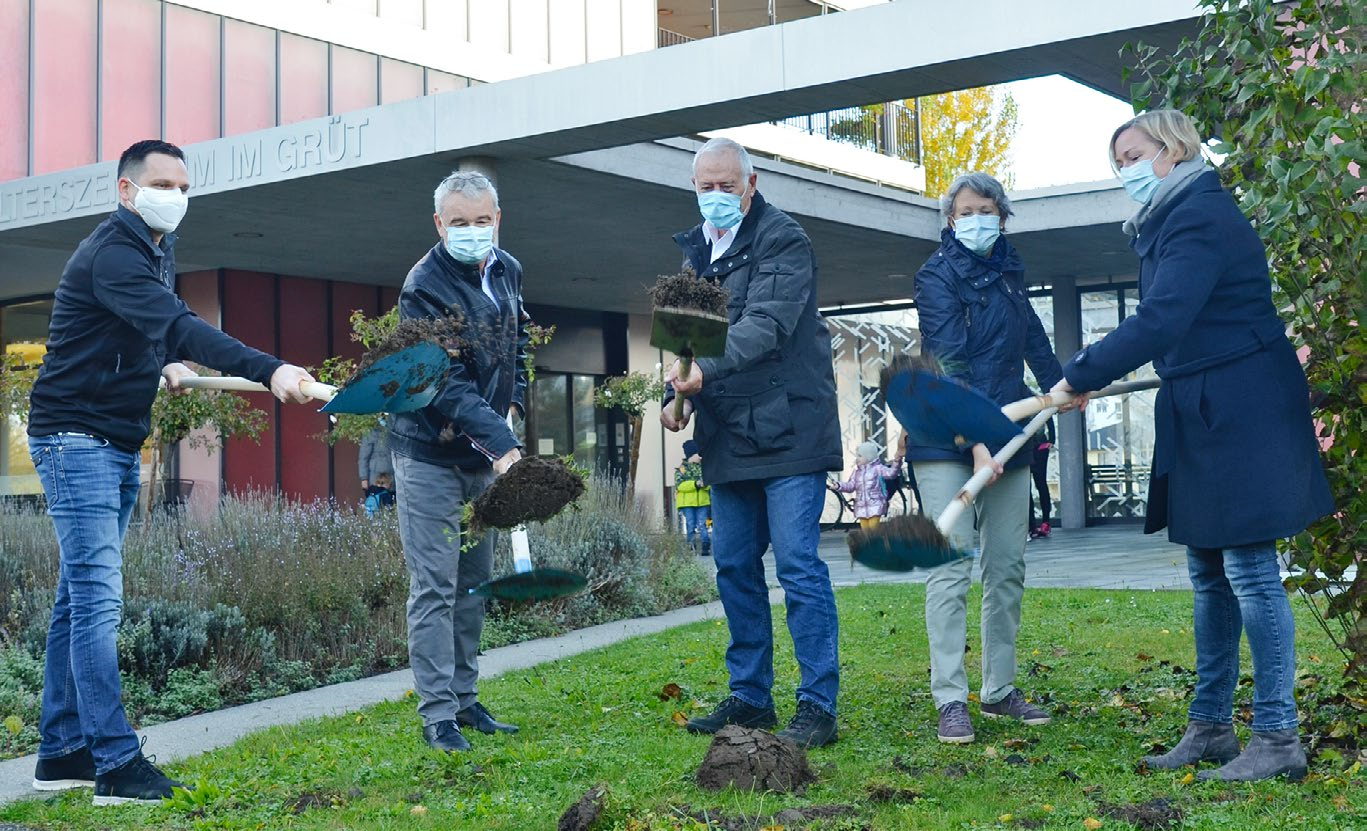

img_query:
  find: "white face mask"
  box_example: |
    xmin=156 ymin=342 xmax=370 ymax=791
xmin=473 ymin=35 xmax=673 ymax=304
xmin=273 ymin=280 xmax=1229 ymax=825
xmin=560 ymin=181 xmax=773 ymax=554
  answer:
xmin=952 ymin=213 xmax=1001 ymax=255
xmin=130 ymin=181 xmax=189 ymax=234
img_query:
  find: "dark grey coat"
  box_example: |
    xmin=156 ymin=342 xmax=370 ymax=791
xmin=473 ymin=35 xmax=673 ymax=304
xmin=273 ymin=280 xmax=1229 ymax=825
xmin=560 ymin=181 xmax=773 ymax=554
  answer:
xmin=668 ymin=192 xmax=843 ymax=486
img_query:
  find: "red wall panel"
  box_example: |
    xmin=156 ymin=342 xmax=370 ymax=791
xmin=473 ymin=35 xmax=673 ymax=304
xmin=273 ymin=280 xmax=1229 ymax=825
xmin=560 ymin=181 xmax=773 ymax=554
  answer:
xmin=278 ymin=33 xmax=327 ymax=125
xmin=379 ymin=57 xmax=423 ymax=105
xmin=164 ymin=5 xmax=221 ymax=145
xmin=99 ymin=0 xmax=161 ymax=161
xmin=32 ymin=0 xmax=97 ymax=174
xmin=221 ymin=270 xmax=278 ymax=494
xmin=0 ymin=0 xmax=29 ymax=181
xmin=224 ymin=19 xmax=277 ymax=136
xmin=329 ymin=282 xmax=382 ymax=505
xmin=380 ymin=286 xmax=401 ymax=311
xmin=330 ymin=45 xmax=377 ymax=114
xmin=277 ymin=277 xmax=330 ymax=502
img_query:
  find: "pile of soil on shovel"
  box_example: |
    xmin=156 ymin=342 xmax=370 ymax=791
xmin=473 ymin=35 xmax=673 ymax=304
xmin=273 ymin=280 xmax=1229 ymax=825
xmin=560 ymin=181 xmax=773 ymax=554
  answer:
xmin=648 ymin=267 xmax=729 ymax=317
xmin=695 ymin=725 xmax=817 ymax=794
xmin=557 ymin=784 xmax=607 ymax=831
xmin=469 ymin=456 xmax=586 ymax=530
xmin=845 ymin=515 xmax=951 ymax=559
xmin=348 ymin=313 xmax=465 ymax=387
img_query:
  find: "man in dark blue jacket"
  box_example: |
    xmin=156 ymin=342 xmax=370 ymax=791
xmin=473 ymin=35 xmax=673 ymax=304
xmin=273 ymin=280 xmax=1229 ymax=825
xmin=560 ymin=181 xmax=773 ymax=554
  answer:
xmin=663 ymin=138 xmax=843 ymax=748
xmin=388 ymin=170 xmax=527 ymax=753
xmin=26 ymin=140 xmax=314 ymax=805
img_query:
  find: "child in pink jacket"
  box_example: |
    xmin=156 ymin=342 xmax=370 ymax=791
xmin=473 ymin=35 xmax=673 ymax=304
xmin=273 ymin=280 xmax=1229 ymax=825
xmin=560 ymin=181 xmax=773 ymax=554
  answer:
xmin=838 ymin=440 xmax=905 ymax=529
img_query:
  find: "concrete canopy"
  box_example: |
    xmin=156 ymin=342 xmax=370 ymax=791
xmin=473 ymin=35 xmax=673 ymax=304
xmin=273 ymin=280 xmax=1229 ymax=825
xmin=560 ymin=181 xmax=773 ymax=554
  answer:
xmin=0 ymin=0 xmax=1199 ymax=306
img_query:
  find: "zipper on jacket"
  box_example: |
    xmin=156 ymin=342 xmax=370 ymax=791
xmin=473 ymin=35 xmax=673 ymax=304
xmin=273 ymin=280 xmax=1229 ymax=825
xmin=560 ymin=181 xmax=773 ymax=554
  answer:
xmin=114 ymin=353 xmax=121 ymax=374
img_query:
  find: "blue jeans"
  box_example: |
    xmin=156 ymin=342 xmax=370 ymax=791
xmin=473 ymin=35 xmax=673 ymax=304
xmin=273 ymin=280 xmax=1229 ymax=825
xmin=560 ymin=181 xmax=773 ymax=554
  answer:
xmin=709 ymin=472 xmax=839 ymax=716
xmin=1187 ymin=543 xmax=1299 ymax=732
xmin=679 ymin=505 xmax=711 ymax=553
xmin=29 ymin=433 xmax=143 ymax=774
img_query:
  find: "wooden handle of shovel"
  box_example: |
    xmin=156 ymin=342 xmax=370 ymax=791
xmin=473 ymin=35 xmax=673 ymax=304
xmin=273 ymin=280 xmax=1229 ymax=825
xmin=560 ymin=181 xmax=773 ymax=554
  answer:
xmin=171 ymin=376 xmax=338 ymax=402
xmin=936 ymin=408 xmax=1059 ymax=533
xmin=1000 ymin=378 xmax=1160 ymax=422
xmin=672 ymin=355 xmax=694 ymax=420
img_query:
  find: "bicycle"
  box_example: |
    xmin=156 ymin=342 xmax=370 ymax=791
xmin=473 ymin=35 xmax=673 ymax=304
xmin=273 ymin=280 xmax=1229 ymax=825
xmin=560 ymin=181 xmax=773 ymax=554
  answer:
xmin=821 ymin=464 xmax=919 ymax=530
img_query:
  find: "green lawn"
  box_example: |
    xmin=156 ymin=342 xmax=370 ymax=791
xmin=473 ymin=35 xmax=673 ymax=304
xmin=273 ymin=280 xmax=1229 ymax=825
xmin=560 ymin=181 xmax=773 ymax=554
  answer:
xmin=2 ymin=585 xmax=1360 ymax=830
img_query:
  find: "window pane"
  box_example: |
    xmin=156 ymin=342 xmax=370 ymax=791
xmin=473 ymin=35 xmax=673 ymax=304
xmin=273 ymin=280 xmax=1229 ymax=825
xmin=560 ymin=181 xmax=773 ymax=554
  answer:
xmin=100 ymin=0 xmax=161 ymax=160
xmin=0 ymin=0 xmax=30 ymax=180
xmin=33 ymin=0 xmax=97 ymax=174
xmin=330 ymin=46 xmax=377 ymax=114
xmin=426 ymin=70 xmax=468 ymax=95
xmin=279 ymin=33 xmax=327 ymax=125
xmin=572 ymin=375 xmax=596 ymax=468
xmin=164 ymin=5 xmax=221 ymax=144
xmin=224 ymin=20 xmax=277 ymax=135
xmin=531 ymin=374 xmax=568 ymax=457
xmin=1 ymin=300 xmax=53 ymax=496
xmin=379 ymin=57 xmax=423 ymax=104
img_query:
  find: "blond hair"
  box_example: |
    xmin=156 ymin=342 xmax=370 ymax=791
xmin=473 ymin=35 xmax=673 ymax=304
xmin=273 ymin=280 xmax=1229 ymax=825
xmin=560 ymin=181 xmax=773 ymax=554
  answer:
xmin=1109 ymin=109 xmax=1203 ymax=173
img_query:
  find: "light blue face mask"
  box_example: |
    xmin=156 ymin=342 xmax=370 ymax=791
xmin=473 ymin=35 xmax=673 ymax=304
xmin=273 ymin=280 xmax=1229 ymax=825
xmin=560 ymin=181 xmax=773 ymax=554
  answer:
xmin=697 ymin=190 xmax=745 ymax=230
xmin=952 ymin=214 xmax=1001 ymax=255
xmin=444 ymin=224 xmax=495 ymax=264
xmin=1120 ymin=157 xmax=1163 ymax=204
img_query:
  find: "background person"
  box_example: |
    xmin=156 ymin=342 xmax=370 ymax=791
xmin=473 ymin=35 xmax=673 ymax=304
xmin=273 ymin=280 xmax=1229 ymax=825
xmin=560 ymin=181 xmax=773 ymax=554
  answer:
xmin=358 ymin=421 xmax=394 ymax=492
xmin=907 ymin=171 xmax=1064 ymax=745
xmin=675 ymin=439 xmax=712 ymax=556
xmin=26 ymin=140 xmax=315 ymax=805
xmin=1052 ymin=109 xmax=1333 ymax=782
xmin=661 ymin=137 xmax=844 ymax=749
xmin=835 ymin=440 xmax=904 ymax=529
xmin=1028 ymin=416 xmax=1055 ymax=539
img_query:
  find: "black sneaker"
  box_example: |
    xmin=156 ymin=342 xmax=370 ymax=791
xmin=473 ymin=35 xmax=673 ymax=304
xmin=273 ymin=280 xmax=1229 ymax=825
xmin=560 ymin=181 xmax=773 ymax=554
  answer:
xmin=33 ymin=746 xmax=96 ymax=791
xmin=775 ymin=700 xmax=838 ymax=748
xmin=92 ymin=751 xmax=185 ymax=806
xmin=456 ymin=701 xmax=519 ymax=735
xmin=685 ymin=695 xmax=777 ymax=734
xmin=422 ymin=719 xmax=472 ymax=752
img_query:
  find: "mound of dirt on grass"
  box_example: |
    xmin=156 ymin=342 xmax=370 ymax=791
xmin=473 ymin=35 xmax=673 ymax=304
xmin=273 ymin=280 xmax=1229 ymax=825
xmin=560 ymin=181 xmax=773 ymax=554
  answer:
xmin=695 ymin=725 xmax=817 ymax=794
xmin=557 ymin=784 xmax=607 ymax=831
xmin=469 ymin=456 xmax=587 ymax=530
xmin=649 ymin=268 xmax=729 ymax=317
xmin=1099 ymin=798 xmax=1184 ymax=830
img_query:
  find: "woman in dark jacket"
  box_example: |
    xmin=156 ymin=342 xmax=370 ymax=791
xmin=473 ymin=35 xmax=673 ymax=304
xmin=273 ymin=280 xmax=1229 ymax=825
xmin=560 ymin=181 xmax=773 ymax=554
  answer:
xmin=1053 ymin=109 xmax=1333 ymax=782
xmin=910 ymin=172 xmax=1063 ymax=746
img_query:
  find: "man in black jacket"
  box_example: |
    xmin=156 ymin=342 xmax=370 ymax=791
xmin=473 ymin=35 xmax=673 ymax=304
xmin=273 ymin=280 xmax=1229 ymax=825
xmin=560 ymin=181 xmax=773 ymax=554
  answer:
xmin=388 ymin=170 xmax=527 ymax=752
xmin=662 ymin=138 xmax=843 ymax=748
xmin=26 ymin=140 xmax=314 ymax=805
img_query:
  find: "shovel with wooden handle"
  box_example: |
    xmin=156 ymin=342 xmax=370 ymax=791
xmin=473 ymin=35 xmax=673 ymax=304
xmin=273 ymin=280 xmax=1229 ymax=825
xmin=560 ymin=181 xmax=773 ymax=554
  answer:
xmin=650 ymin=307 xmax=729 ymax=419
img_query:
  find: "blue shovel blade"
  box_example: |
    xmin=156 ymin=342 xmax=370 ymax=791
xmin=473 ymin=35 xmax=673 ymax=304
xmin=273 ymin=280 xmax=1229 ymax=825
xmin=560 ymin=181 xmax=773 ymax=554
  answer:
xmin=470 ymin=568 xmax=588 ymax=602
xmin=849 ymin=533 xmax=974 ymax=572
xmin=884 ymin=369 xmax=1021 ymax=450
xmin=322 ymin=341 xmax=448 ymax=414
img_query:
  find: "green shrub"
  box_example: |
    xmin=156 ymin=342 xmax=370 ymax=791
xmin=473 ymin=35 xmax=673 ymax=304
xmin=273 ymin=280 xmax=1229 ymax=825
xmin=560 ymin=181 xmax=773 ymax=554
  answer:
xmin=0 ymin=648 xmax=42 ymax=757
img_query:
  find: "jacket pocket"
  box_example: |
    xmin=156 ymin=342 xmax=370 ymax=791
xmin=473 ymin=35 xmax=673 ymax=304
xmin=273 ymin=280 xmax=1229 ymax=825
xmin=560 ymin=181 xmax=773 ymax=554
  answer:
xmin=714 ymin=385 xmax=796 ymax=457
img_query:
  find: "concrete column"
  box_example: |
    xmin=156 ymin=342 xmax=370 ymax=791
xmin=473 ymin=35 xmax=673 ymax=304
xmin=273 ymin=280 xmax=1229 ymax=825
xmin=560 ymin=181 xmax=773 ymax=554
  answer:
xmin=1052 ymin=279 xmax=1086 ymax=530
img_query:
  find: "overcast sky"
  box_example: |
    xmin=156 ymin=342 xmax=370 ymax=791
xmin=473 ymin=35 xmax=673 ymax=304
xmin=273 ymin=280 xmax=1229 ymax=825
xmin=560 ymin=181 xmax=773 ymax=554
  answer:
xmin=1003 ymin=75 xmax=1138 ymax=191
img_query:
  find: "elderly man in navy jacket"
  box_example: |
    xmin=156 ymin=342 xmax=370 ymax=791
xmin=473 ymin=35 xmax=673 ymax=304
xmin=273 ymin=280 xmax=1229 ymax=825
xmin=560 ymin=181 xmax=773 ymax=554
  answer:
xmin=27 ymin=140 xmax=314 ymax=805
xmin=662 ymin=138 xmax=844 ymax=748
xmin=387 ymin=170 xmax=528 ymax=753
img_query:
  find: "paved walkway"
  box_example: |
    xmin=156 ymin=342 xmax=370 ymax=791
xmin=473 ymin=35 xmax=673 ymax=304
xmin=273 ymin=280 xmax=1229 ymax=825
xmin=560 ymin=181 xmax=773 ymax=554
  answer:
xmin=0 ymin=523 xmax=1186 ymax=807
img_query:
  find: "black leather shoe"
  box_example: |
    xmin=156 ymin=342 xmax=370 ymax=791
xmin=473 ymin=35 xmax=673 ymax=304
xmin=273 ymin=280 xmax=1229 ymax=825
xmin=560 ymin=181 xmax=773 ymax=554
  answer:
xmin=456 ymin=701 xmax=519 ymax=735
xmin=33 ymin=746 xmax=96 ymax=791
xmin=422 ymin=720 xmax=471 ymax=752
xmin=776 ymin=700 xmax=838 ymax=748
xmin=685 ymin=695 xmax=777 ymax=734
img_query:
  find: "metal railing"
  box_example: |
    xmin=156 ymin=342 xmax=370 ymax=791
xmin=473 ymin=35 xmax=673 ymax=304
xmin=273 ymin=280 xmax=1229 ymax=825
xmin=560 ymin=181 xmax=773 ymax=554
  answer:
xmin=773 ymin=101 xmax=921 ymax=164
xmin=657 ymin=28 xmax=695 ymax=47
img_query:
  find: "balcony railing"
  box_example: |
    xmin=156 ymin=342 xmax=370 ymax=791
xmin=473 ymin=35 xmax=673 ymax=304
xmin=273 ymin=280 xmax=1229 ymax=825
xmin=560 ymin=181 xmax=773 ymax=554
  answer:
xmin=773 ymin=101 xmax=921 ymax=164
xmin=658 ymin=28 xmax=695 ymax=47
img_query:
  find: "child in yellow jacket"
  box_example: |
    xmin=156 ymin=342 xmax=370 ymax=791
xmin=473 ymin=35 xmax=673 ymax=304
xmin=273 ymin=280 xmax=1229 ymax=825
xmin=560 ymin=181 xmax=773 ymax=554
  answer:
xmin=675 ymin=439 xmax=711 ymax=556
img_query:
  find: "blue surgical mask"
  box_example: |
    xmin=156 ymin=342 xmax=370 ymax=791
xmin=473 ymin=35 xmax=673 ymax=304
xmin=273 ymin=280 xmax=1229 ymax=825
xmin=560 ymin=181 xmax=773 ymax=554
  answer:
xmin=697 ymin=190 xmax=745 ymax=229
xmin=953 ymin=214 xmax=1001 ymax=255
xmin=1120 ymin=157 xmax=1162 ymax=204
xmin=444 ymin=225 xmax=495 ymax=264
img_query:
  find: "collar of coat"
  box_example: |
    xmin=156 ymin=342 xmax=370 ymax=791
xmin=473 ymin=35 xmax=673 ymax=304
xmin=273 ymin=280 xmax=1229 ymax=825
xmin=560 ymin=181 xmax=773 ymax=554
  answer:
xmin=1131 ymin=170 xmax=1223 ymax=258
xmin=936 ymin=226 xmax=1023 ymax=290
xmin=674 ymin=191 xmax=771 ymax=276
xmin=432 ymin=242 xmax=506 ymax=286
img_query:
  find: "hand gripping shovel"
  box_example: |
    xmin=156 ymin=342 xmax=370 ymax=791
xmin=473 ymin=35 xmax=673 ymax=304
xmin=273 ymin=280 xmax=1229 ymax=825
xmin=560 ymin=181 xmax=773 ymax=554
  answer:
xmin=169 ymin=341 xmax=449 ymax=414
xmin=648 ymin=270 xmax=730 ymax=420
xmin=469 ymin=415 xmax=588 ymax=602
xmin=849 ymin=407 xmax=1059 ymax=571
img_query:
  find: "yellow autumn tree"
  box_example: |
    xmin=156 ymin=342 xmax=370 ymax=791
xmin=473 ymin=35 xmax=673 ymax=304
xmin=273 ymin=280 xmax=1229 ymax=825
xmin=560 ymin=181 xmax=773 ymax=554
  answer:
xmin=914 ymin=86 xmax=1019 ymax=197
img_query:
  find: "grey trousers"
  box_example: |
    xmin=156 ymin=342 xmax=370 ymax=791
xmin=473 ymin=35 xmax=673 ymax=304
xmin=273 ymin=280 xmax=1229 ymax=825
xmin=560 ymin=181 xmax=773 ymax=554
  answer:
xmin=392 ymin=453 xmax=495 ymax=726
xmin=918 ymin=460 xmax=1030 ymax=709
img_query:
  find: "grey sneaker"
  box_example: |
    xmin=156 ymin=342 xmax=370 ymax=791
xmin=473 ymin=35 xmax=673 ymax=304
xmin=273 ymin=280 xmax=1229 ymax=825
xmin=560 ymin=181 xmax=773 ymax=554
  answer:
xmin=937 ymin=701 xmax=975 ymax=744
xmin=980 ymin=689 xmax=1051 ymax=726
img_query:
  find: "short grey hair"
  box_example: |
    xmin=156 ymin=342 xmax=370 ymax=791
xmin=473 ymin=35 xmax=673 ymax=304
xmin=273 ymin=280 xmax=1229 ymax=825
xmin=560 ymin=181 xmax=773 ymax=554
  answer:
xmin=433 ymin=170 xmax=500 ymax=214
xmin=939 ymin=172 xmax=1013 ymax=220
xmin=693 ymin=137 xmax=754 ymax=180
